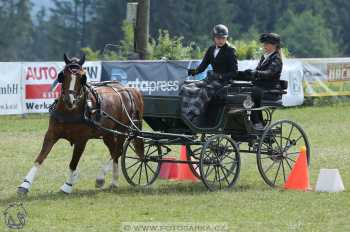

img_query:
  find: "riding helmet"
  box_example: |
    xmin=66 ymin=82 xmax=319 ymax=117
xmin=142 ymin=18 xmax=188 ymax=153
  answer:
xmin=213 ymin=24 xmax=229 ymax=37
xmin=259 ymin=33 xmax=281 ymax=45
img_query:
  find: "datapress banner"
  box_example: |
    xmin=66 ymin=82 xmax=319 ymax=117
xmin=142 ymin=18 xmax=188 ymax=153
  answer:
xmin=0 ymin=62 xmax=23 ymax=115
xmin=302 ymin=58 xmax=350 ymax=97
xmin=102 ymin=59 xmax=304 ymax=106
xmin=101 ymin=61 xmax=195 ymax=96
xmin=23 ymin=61 xmax=101 ymax=113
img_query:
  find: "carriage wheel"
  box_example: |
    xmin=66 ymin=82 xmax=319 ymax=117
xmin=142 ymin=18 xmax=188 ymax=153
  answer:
xmin=186 ymin=144 xmax=202 ymax=178
xmin=121 ymin=138 xmax=161 ymax=187
xmin=199 ymin=135 xmax=240 ymax=191
xmin=257 ymin=120 xmax=310 ymax=187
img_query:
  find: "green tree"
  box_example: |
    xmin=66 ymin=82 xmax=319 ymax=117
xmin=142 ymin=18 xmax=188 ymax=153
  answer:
xmin=89 ymin=0 xmax=127 ymax=51
xmin=276 ymin=11 xmax=340 ymax=58
xmin=46 ymin=0 xmax=96 ymax=59
xmin=0 ymin=0 xmax=33 ymax=61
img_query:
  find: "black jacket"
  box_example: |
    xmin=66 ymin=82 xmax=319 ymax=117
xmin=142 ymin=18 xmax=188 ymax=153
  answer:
xmin=195 ymin=43 xmax=238 ymax=82
xmin=254 ymin=51 xmax=283 ymax=88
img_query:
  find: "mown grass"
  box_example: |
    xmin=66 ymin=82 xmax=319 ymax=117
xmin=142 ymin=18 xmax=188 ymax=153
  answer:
xmin=0 ymin=105 xmax=350 ymax=232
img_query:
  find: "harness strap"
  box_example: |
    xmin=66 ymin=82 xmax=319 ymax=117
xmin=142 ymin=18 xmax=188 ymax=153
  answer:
xmin=108 ymin=86 xmax=141 ymax=132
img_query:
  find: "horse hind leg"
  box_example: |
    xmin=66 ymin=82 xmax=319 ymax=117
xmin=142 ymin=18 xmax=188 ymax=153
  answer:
xmin=60 ymin=140 xmax=87 ymax=194
xmin=18 ymin=132 xmax=58 ymax=195
xmin=95 ymin=159 xmax=113 ymax=188
xmin=99 ymin=135 xmax=125 ymax=189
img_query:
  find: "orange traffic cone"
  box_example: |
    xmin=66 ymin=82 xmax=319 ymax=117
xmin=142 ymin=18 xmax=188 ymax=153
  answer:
xmin=284 ymin=146 xmax=311 ymax=191
xmin=159 ymin=157 xmax=177 ymax=179
xmin=174 ymin=146 xmax=198 ymax=182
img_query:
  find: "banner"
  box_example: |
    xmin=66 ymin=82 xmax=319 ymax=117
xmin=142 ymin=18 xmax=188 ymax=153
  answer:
xmin=302 ymin=58 xmax=350 ymax=97
xmin=23 ymin=61 xmax=101 ymax=113
xmin=0 ymin=63 xmax=23 ymax=115
xmin=101 ymin=61 xmax=189 ymax=96
xmin=102 ymin=59 xmax=304 ymax=106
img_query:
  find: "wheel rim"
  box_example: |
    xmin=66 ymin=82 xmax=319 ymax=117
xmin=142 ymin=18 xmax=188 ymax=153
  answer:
xmin=121 ymin=138 xmax=161 ymax=186
xmin=257 ymin=120 xmax=310 ymax=187
xmin=199 ymin=135 xmax=240 ymax=191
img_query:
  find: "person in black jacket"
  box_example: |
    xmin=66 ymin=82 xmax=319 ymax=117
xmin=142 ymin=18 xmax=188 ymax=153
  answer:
xmin=245 ymin=33 xmax=283 ymax=128
xmin=188 ymin=24 xmax=238 ymax=83
xmin=180 ymin=24 xmax=238 ymax=124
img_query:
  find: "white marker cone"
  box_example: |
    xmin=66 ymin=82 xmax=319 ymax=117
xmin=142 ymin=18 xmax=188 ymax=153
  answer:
xmin=315 ymin=169 xmax=345 ymax=192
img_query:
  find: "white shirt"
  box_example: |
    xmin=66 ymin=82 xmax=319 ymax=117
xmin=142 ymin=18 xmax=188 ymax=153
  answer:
xmin=214 ymin=46 xmax=220 ymax=58
xmin=262 ymin=52 xmax=273 ymax=64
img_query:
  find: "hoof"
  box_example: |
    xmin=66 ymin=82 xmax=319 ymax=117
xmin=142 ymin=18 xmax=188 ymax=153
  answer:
xmin=109 ymin=184 xmax=118 ymax=191
xmin=17 ymin=187 xmax=29 ymax=195
xmin=60 ymin=183 xmax=73 ymax=194
xmin=95 ymin=179 xmax=105 ymax=189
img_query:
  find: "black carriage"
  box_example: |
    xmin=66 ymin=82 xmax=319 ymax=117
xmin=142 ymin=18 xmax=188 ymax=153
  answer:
xmin=120 ymin=80 xmax=310 ymax=191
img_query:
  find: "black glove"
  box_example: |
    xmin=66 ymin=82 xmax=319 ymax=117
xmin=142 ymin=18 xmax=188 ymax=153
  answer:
xmin=207 ymin=70 xmax=223 ymax=80
xmin=244 ymin=69 xmax=257 ymax=81
xmin=188 ymin=69 xmax=197 ymax=76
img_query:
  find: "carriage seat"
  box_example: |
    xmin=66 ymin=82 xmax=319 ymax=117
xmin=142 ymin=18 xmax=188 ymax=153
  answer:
xmin=261 ymin=80 xmax=288 ymax=106
xmin=216 ymin=80 xmax=288 ymax=107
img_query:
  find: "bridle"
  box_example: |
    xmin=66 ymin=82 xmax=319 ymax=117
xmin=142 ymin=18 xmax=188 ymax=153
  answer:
xmin=61 ymin=63 xmax=86 ymax=110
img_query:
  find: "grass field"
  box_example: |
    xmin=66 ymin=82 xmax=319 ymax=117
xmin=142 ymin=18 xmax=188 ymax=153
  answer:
xmin=1 ymin=105 xmax=350 ymax=232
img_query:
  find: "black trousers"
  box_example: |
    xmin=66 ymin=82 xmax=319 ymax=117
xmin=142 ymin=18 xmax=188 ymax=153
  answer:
xmin=251 ymin=86 xmax=264 ymax=123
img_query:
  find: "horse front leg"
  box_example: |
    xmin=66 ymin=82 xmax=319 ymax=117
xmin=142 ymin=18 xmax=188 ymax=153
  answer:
xmin=18 ymin=131 xmax=58 ymax=195
xmin=60 ymin=140 xmax=87 ymax=194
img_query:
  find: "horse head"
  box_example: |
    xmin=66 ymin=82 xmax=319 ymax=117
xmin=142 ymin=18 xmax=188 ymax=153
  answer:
xmin=60 ymin=53 xmax=87 ymax=110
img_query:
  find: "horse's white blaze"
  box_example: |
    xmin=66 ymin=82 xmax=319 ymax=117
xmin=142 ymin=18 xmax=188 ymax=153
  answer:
xmin=20 ymin=163 xmax=40 ymax=190
xmin=111 ymin=161 xmax=119 ymax=187
xmin=68 ymin=74 xmax=77 ymax=104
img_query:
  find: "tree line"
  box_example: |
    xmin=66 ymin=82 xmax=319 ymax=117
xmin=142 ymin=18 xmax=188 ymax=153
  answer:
xmin=0 ymin=0 xmax=349 ymax=61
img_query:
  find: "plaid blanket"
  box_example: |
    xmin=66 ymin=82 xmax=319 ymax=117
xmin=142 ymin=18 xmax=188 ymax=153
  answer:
xmin=179 ymin=77 xmax=225 ymax=121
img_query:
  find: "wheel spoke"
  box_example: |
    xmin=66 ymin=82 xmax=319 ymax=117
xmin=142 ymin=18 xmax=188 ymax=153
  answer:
xmin=129 ymin=143 xmax=136 ymax=153
xmin=286 ymin=157 xmax=296 ymax=163
xmin=146 ymin=147 xmax=159 ymax=157
xmin=125 ymin=156 xmax=141 ymax=160
xmin=205 ymin=165 xmax=215 ymax=179
xmin=219 ymin=165 xmax=231 ymax=185
xmin=216 ymin=166 xmax=222 ymax=189
xmin=294 ymin=135 xmax=303 ymax=144
xmin=281 ymin=159 xmax=286 ymax=183
xmin=213 ymin=166 xmax=218 ymax=183
xmin=285 ymin=158 xmax=293 ymax=170
xmin=220 ymin=164 xmax=236 ymax=176
xmin=273 ymin=161 xmax=282 ymax=185
xmin=145 ymin=162 xmax=157 ymax=175
xmin=286 ymin=125 xmax=294 ymax=148
xmin=264 ymin=160 xmax=276 ymax=174
xmin=280 ymin=123 xmax=283 ymax=149
xmin=126 ymin=160 xmax=141 ymax=170
xmin=203 ymin=163 xmax=212 ymax=178
xmin=145 ymin=144 xmax=151 ymax=156
xmin=271 ymin=130 xmax=283 ymax=153
xmin=286 ymin=151 xmax=301 ymax=156
xmin=144 ymin=162 xmax=149 ymax=184
xmin=130 ymin=163 xmax=142 ymax=181
xmin=138 ymin=161 xmax=143 ymax=184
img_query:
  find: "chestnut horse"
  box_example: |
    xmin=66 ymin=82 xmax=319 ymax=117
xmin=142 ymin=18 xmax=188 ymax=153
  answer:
xmin=18 ymin=54 xmax=144 ymax=194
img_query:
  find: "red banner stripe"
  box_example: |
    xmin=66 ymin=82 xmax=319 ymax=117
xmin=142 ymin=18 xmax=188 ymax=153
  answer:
xmin=25 ymin=84 xmax=61 ymax=99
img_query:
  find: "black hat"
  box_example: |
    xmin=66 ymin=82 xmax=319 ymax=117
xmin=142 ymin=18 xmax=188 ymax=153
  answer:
xmin=259 ymin=33 xmax=281 ymax=45
xmin=213 ymin=24 xmax=229 ymax=37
